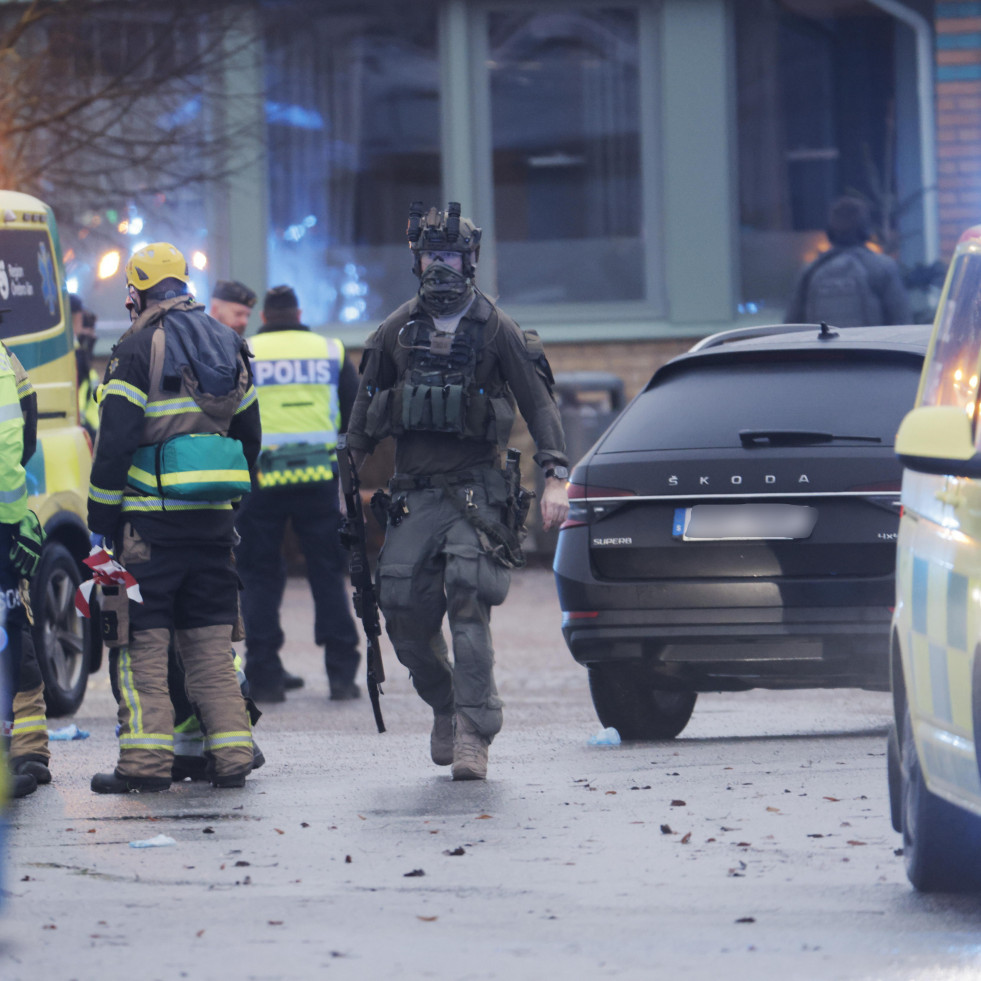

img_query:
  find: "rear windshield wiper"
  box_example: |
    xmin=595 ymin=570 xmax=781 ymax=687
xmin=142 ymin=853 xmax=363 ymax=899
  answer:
xmin=739 ymin=429 xmax=882 ymax=446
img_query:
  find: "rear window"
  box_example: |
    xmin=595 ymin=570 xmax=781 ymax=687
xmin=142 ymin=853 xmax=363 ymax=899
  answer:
xmin=0 ymin=228 xmax=63 ymax=338
xmin=601 ymin=355 xmax=922 ymax=452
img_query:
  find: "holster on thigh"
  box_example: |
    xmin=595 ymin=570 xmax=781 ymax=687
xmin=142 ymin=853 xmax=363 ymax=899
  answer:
xmin=115 ymin=627 xmax=174 ymax=779
xmin=176 ymin=624 xmax=253 ymax=778
xmin=11 ymin=684 xmax=49 ymax=762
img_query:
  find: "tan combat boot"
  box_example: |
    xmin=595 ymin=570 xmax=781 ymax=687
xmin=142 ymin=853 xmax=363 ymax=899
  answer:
xmin=451 ymin=712 xmax=488 ymax=781
xmin=431 ymin=712 xmax=454 ymax=766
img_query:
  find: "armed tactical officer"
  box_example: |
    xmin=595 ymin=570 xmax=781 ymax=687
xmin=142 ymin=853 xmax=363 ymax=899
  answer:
xmin=346 ymin=202 xmax=569 ymax=780
xmin=88 ymin=243 xmax=262 ymax=793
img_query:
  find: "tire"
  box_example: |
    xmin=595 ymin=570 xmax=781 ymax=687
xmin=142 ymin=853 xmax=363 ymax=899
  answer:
xmin=31 ymin=542 xmax=90 ymax=717
xmin=587 ymin=662 xmax=696 ymax=740
xmin=886 ymin=722 xmax=902 ymax=833
xmin=901 ymin=706 xmax=981 ymax=892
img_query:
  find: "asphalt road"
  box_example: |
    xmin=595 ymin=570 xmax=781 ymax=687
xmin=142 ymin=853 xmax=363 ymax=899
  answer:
xmin=2 ymin=564 xmax=981 ymax=981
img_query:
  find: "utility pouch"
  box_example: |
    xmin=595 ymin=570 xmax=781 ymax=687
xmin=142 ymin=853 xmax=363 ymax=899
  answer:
xmin=258 ymin=442 xmax=333 ymax=488
xmin=99 ymin=583 xmax=130 ymax=647
xmin=370 ymin=489 xmax=392 ymax=530
xmin=130 ymin=433 xmax=250 ymax=501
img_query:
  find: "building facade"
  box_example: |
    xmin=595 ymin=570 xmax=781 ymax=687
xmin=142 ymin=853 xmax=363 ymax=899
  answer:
xmin=62 ymin=0 xmax=948 ymax=389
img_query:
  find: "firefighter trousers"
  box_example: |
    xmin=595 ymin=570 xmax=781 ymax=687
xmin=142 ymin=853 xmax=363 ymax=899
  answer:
xmin=109 ymin=529 xmax=253 ymax=781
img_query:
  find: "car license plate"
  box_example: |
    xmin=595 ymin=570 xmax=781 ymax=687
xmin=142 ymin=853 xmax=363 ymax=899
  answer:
xmin=673 ymin=504 xmax=817 ymax=541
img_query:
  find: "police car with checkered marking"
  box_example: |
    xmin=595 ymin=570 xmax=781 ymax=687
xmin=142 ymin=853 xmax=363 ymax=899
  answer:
xmin=890 ymin=225 xmax=981 ymax=892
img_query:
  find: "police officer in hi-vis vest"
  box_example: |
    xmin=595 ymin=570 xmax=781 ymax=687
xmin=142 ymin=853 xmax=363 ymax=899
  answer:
xmin=88 ymin=243 xmax=262 ymax=793
xmin=235 ymin=285 xmax=361 ymax=704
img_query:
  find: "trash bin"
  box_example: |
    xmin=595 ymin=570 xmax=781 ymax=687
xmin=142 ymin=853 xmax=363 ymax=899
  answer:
xmin=530 ymin=370 xmax=626 ymax=556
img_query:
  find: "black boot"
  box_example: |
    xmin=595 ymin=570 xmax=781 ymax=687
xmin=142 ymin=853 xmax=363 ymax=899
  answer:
xmin=211 ymin=769 xmax=249 ymax=789
xmin=91 ymin=771 xmax=171 ymax=794
xmin=11 ymin=772 xmax=37 ymax=798
xmin=12 ymin=755 xmax=51 ymax=785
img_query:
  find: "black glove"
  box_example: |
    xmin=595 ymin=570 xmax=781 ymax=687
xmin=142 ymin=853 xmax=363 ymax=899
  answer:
xmin=9 ymin=510 xmax=44 ymax=580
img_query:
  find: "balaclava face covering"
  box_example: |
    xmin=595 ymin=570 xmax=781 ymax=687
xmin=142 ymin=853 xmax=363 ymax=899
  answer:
xmin=418 ymin=261 xmax=474 ymax=317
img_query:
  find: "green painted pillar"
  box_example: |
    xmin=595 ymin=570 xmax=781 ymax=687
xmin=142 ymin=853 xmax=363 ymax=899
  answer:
xmin=661 ymin=0 xmax=737 ymax=323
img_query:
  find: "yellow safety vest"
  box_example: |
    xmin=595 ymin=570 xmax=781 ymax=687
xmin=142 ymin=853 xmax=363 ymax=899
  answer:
xmin=0 ymin=343 xmax=27 ymax=524
xmin=250 ymin=331 xmax=343 ymax=486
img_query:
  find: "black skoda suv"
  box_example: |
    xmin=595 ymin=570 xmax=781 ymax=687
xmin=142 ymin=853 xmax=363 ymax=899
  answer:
xmin=553 ymin=323 xmax=932 ymax=738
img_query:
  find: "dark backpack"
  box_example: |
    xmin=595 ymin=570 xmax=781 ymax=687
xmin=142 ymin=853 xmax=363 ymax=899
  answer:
xmin=802 ymin=247 xmax=883 ymax=327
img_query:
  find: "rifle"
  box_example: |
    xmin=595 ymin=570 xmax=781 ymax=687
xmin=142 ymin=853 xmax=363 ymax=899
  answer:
xmin=336 ymin=434 xmax=386 ymax=733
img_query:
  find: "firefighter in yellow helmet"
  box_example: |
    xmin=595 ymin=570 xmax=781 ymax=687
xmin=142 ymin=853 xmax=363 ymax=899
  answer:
xmin=88 ymin=243 xmax=262 ymax=793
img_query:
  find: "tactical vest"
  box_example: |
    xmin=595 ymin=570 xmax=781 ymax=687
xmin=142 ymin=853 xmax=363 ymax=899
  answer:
xmin=365 ymin=311 xmax=515 ymax=447
xmin=0 ymin=342 xmax=27 ymax=524
xmin=123 ymin=298 xmax=250 ymax=511
xmin=250 ymin=330 xmax=343 ymax=487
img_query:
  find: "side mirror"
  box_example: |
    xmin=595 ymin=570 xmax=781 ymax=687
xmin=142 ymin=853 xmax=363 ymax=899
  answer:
xmin=896 ymin=404 xmax=981 ymax=476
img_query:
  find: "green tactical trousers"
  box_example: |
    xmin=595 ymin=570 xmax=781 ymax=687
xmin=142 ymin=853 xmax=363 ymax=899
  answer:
xmin=376 ymin=473 xmax=511 ymax=741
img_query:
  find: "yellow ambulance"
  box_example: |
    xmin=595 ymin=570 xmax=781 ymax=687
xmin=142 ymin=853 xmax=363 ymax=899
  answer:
xmin=0 ymin=190 xmax=97 ymax=717
xmin=891 ymin=224 xmax=981 ymax=892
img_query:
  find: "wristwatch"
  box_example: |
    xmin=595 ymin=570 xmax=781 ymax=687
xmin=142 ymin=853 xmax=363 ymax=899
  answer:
xmin=544 ymin=465 xmax=569 ymax=481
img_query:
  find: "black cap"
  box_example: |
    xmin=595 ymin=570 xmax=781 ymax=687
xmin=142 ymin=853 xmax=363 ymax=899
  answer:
xmin=69 ymin=293 xmax=83 ymax=314
xmin=263 ymin=284 xmax=300 ymax=319
xmin=213 ymin=279 xmax=257 ymax=308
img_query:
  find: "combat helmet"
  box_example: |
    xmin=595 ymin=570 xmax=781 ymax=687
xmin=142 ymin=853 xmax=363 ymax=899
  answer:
xmin=406 ymin=202 xmax=482 ymax=278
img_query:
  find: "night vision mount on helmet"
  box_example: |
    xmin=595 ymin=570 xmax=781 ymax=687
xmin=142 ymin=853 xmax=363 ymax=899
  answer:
xmin=407 ymin=201 xmax=482 ymax=278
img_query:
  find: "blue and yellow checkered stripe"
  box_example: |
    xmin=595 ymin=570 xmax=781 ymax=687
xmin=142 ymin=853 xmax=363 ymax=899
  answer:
xmin=906 ymin=555 xmax=975 ymax=731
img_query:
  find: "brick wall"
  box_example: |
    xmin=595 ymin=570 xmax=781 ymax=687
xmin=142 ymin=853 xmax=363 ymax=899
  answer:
xmin=936 ymin=3 xmax=981 ymax=257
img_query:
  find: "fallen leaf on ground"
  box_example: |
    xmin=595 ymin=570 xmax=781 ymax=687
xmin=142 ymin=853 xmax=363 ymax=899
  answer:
xmin=660 ymin=824 xmax=673 ymax=835
xmin=681 ymin=832 xmax=691 ymax=844
xmin=846 ymin=840 xmax=867 ymax=846
xmin=736 ymin=917 xmax=756 ymax=924
xmin=345 ymin=855 xmax=352 ymax=863
xmin=417 ymin=916 xmax=438 ymax=922
xmin=268 ymin=921 xmax=283 ymax=926
xmin=443 ymin=847 xmax=466 ymax=856
xmin=670 ymin=799 xmax=686 ymax=807
xmin=823 ymin=796 xmax=840 ymax=802
xmin=404 ymin=869 xmax=426 ymax=877
xmin=476 ymin=814 xmax=492 ymax=819
xmin=766 ymin=807 xmax=780 ymax=813
xmin=274 ymin=829 xmax=285 ymax=835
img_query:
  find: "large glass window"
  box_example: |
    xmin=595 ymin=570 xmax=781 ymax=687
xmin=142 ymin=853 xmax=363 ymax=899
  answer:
xmin=487 ymin=8 xmax=644 ymax=306
xmin=263 ymin=2 xmax=441 ymax=325
xmin=735 ymin=1 xmax=899 ymax=319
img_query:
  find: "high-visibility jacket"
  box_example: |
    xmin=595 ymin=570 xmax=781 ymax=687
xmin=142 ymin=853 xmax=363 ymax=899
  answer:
xmin=250 ymin=329 xmax=343 ymax=486
xmin=0 ymin=342 xmax=28 ymax=525
xmin=88 ymin=296 xmax=261 ymax=544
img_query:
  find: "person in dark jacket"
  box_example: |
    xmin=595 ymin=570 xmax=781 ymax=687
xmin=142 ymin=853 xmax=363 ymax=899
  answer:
xmin=345 ymin=202 xmax=569 ymax=780
xmin=88 ymin=243 xmax=262 ymax=793
xmin=785 ymin=196 xmax=912 ymax=327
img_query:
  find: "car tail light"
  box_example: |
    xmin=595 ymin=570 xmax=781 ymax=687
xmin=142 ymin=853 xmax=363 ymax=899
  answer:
xmin=563 ymin=611 xmax=599 ymax=622
xmin=560 ymin=481 xmax=635 ymax=530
